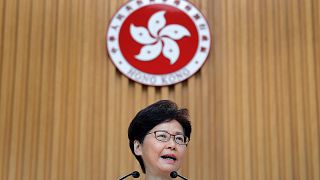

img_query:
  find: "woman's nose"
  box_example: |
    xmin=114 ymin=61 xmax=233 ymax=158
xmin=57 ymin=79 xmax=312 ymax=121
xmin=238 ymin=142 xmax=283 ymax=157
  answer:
xmin=166 ymin=136 xmax=177 ymax=149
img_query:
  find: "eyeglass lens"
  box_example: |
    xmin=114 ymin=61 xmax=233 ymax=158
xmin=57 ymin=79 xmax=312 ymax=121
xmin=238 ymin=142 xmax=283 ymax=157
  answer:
xmin=153 ymin=131 xmax=188 ymax=145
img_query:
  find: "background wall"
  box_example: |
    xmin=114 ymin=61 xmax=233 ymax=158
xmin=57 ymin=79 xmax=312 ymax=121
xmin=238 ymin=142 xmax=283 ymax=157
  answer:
xmin=0 ymin=0 xmax=319 ymax=179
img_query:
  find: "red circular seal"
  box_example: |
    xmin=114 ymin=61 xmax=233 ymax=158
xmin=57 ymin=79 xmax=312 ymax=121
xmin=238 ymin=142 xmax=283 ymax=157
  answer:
xmin=106 ymin=0 xmax=211 ymax=86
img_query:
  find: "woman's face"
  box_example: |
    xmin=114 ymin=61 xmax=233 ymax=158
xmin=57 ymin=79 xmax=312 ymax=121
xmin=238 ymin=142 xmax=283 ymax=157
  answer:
xmin=134 ymin=120 xmax=188 ymax=176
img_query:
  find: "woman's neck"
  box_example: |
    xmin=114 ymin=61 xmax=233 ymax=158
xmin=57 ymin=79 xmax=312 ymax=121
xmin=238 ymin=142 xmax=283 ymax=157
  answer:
xmin=145 ymin=173 xmax=172 ymax=180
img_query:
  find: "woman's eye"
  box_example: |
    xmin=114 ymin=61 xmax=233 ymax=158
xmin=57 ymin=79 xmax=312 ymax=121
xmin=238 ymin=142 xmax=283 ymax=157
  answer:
xmin=176 ymin=137 xmax=184 ymax=141
xmin=158 ymin=134 xmax=167 ymax=138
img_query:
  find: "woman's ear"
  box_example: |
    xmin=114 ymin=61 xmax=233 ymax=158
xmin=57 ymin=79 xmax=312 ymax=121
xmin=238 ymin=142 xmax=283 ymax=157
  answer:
xmin=134 ymin=140 xmax=142 ymax=156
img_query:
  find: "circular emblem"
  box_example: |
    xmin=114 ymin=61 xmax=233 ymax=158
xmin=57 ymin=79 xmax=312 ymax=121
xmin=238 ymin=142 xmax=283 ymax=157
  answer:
xmin=106 ymin=0 xmax=211 ymax=86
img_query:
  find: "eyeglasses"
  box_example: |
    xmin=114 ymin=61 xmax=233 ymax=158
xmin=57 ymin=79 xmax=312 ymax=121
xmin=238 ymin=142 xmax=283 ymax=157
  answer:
xmin=147 ymin=130 xmax=189 ymax=145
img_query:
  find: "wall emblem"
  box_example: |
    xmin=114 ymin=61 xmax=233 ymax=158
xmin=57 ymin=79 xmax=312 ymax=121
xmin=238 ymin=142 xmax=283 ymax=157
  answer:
xmin=106 ymin=0 xmax=211 ymax=86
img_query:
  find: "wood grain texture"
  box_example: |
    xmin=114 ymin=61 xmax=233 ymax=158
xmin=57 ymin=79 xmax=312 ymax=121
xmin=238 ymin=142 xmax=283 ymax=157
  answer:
xmin=0 ymin=0 xmax=319 ymax=179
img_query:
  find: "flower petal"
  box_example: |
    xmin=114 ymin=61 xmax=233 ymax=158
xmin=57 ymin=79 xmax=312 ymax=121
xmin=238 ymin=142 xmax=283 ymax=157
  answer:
xmin=130 ymin=24 xmax=157 ymax=45
xmin=159 ymin=24 xmax=190 ymax=40
xmin=162 ymin=37 xmax=180 ymax=64
xmin=135 ymin=41 xmax=162 ymax=61
xmin=148 ymin=11 xmax=166 ymax=37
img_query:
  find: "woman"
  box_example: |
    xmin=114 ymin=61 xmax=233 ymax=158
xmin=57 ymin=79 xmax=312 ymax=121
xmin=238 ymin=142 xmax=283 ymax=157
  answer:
xmin=128 ymin=100 xmax=192 ymax=179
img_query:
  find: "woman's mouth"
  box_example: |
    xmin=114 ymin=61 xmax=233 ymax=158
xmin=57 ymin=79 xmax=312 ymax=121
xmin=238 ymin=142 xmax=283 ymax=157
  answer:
xmin=160 ymin=154 xmax=177 ymax=162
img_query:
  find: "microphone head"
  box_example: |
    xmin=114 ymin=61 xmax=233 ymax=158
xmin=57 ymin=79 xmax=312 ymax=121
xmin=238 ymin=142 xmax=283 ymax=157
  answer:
xmin=131 ymin=171 xmax=140 ymax=178
xmin=170 ymin=171 xmax=178 ymax=178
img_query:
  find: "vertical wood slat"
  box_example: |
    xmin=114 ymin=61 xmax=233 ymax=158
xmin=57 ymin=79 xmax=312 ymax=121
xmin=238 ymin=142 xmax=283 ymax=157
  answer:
xmin=239 ymin=0 xmax=251 ymax=180
xmin=105 ymin=0 xmax=117 ymax=178
xmin=0 ymin=0 xmax=319 ymax=180
xmin=277 ymin=0 xmax=294 ymax=179
xmin=265 ymin=0 xmax=280 ymax=179
xmin=36 ymin=0 xmax=58 ymax=179
xmin=50 ymin=0 xmax=71 ymax=179
xmin=287 ymin=1 xmax=308 ymax=180
xmin=23 ymin=0 xmax=47 ymax=180
xmin=7 ymin=0 xmax=32 ymax=180
xmin=251 ymin=0 xmax=265 ymax=180
xmin=302 ymin=0 xmax=320 ymax=179
xmin=0 ymin=0 xmax=19 ymax=179
xmin=0 ymin=0 xmax=6 ymax=83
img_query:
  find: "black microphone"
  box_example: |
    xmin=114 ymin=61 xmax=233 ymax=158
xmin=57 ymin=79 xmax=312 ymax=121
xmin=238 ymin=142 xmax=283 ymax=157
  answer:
xmin=118 ymin=171 xmax=140 ymax=180
xmin=170 ymin=171 xmax=188 ymax=180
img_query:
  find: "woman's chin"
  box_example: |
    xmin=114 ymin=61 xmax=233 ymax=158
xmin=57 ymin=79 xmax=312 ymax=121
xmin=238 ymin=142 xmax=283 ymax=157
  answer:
xmin=158 ymin=165 xmax=179 ymax=174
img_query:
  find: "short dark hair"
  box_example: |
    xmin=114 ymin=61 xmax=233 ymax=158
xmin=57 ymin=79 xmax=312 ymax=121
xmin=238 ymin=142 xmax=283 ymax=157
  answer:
xmin=128 ymin=100 xmax=192 ymax=173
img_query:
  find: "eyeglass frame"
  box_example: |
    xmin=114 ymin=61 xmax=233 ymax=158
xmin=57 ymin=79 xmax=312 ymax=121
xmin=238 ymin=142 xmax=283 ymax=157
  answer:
xmin=147 ymin=130 xmax=190 ymax=145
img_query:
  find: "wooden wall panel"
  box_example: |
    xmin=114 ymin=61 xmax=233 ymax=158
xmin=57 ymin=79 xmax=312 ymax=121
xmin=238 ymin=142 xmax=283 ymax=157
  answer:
xmin=0 ymin=0 xmax=319 ymax=179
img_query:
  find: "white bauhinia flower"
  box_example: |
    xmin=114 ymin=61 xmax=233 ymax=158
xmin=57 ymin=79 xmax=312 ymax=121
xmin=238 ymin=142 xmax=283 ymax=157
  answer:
xmin=130 ymin=11 xmax=190 ymax=64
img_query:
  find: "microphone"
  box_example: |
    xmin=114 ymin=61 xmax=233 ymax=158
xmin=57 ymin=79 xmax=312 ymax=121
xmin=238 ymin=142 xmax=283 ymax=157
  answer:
xmin=118 ymin=171 xmax=140 ymax=180
xmin=170 ymin=171 xmax=188 ymax=180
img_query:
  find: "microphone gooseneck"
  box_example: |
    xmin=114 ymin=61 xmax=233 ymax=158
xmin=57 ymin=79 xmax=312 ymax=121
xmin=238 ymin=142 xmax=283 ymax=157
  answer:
xmin=118 ymin=171 xmax=140 ymax=180
xmin=170 ymin=171 xmax=188 ymax=180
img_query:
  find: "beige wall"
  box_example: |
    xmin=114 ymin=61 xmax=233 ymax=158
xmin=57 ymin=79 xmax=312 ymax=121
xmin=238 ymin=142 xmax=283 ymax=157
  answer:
xmin=0 ymin=0 xmax=319 ymax=179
